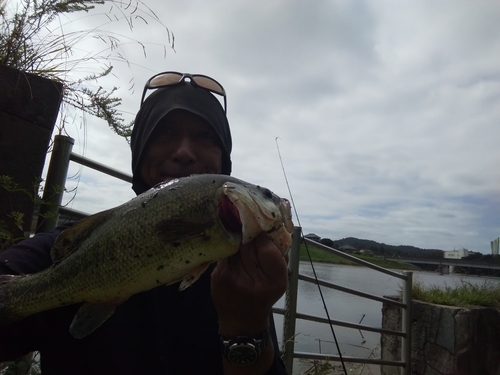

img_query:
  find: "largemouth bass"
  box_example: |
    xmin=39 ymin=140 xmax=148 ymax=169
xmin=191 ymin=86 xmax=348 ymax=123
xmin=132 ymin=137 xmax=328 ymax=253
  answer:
xmin=0 ymin=174 xmax=294 ymax=338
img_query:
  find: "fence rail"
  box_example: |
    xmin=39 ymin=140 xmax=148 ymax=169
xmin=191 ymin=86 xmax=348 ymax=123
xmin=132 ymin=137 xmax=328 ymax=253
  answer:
xmin=278 ymin=234 xmax=412 ymax=374
xmin=39 ymin=134 xmax=413 ymax=375
xmin=69 ymin=152 xmax=133 ymax=183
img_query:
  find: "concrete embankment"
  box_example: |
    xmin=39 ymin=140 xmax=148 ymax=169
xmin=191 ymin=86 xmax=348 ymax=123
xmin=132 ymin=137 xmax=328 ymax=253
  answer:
xmin=381 ymin=298 xmax=500 ymax=375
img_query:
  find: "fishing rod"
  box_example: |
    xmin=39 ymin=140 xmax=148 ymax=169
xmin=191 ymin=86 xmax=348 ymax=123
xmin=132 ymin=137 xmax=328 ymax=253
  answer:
xmin=275 ymin=137 xmax=348 ymax=375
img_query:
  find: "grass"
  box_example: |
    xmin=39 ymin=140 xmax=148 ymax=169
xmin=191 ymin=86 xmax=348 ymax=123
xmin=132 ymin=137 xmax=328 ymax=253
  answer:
xmin=0 ymin=0 xmax=174 ymax=140
xmin=299 ymin=243 xmax=420 ymax=271
xmin=412 ymin=279 xmax=500 ymax=308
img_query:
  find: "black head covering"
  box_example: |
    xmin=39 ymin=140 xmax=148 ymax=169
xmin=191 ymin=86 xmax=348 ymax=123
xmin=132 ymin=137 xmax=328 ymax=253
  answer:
xmin=130 ymin=82 xmax=232 ymax=195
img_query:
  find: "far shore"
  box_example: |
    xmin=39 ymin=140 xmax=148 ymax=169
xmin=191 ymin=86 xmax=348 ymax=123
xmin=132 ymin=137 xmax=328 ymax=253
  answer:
xmin=299 ymin=244 xmax=421 ymax=271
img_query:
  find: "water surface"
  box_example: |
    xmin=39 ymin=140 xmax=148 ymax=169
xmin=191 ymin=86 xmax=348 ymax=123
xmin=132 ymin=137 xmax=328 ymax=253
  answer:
xmin=273 ymin=262 xmax=500 ymax=359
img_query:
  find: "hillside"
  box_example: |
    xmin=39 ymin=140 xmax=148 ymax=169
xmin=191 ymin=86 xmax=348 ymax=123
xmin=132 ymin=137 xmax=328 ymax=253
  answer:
xmin=326 ymin=237 xmax=444 ymax=259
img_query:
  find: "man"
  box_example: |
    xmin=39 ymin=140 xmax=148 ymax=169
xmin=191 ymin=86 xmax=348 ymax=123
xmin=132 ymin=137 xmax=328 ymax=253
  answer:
xmin=0 ymin=72 xmax=290 ymax=374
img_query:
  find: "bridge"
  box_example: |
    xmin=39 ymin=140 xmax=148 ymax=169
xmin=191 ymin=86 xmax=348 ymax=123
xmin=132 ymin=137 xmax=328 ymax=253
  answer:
xmin=394 ymin=256 xmax=500 ymax=271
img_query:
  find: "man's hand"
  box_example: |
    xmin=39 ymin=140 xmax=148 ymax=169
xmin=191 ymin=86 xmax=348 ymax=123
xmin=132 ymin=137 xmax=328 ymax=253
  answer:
xmin=211 ymin=233 xmax=289 ymax=374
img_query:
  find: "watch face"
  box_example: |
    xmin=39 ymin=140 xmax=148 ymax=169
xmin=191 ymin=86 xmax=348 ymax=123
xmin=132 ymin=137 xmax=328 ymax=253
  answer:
xmin=228 ymin=344 xmax=259 ymax=366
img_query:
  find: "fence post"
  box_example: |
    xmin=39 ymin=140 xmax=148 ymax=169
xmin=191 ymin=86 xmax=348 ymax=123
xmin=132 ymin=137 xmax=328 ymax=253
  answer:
xmin=36 ymin=135 xmax=74 ymax=233
xmin=401 ymin=271 xmax=412 ymax=375
xmin=282 ymin=226 xmax=301 ymax=374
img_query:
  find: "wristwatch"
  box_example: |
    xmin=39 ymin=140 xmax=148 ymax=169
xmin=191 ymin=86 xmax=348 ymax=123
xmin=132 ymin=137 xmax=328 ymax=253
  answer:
xmin=220 ymin=328 xmax=271 ymax=367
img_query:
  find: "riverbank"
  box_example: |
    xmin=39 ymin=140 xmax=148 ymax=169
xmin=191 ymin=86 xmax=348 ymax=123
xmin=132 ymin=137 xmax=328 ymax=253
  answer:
xmin=299 ymin=244 xmax=421 ymax=271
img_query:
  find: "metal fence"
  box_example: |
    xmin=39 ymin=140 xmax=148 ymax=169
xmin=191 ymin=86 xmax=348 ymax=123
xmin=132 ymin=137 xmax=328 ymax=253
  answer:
xmin=278 ymin=231 xmax=412 ymax=374
xmin=38 ymin=134 xmax=413 ymax=375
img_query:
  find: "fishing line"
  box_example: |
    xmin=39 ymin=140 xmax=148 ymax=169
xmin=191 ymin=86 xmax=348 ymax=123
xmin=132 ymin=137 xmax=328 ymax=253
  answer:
xmin=275 ymin=137 xmax=348 ymax=375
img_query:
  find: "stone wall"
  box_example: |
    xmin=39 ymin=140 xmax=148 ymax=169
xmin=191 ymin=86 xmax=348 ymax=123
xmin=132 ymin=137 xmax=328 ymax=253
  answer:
xmin=381 ymin=298 xmax=500 ymax=375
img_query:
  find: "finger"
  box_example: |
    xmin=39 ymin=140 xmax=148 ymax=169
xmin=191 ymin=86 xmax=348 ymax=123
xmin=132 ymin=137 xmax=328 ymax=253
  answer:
xmin=253 ymin=235 xmax=288 ymax=279
xmin=239 ymin=237 xmax=261 ymax=273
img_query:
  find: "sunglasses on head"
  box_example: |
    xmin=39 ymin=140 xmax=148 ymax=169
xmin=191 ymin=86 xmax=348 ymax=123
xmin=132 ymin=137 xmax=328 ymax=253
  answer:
xmin=140 ymin=71 xmax=227 ymax=114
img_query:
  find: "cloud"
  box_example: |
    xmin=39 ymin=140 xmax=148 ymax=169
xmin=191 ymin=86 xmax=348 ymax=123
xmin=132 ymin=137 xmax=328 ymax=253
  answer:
xmin=43 ymin=0 xmax=500 ymax=253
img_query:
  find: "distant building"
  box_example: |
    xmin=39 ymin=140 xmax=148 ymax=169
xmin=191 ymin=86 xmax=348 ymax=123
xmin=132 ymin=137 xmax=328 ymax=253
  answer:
xmin=491 ymin=237 xmax=499 ymax=256
xmin=304 ymin=233 xmax=321 ymax=242
xmin=339 ymin=245 xmax=357 ymax=252
xmin=443 ymin=248 xmax=468 ymax=259
xmin=359 ymin=249 xmax=374 ymax=256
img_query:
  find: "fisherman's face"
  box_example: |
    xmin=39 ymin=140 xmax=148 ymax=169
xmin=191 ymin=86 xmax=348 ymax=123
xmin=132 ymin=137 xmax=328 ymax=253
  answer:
xmin=140 ymin=110 xmax=223 ymax=187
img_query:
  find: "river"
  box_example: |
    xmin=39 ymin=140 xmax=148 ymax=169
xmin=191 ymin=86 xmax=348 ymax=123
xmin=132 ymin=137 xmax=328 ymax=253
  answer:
xmin=273 ymin=261 xmax=500 ymax=362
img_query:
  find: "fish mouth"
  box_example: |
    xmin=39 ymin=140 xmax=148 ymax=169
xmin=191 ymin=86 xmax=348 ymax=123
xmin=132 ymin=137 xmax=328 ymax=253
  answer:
xmin=222 ymin=181 xmax=293 ymax=252
xmin=219 ymin=195 xmax=243 ymax=234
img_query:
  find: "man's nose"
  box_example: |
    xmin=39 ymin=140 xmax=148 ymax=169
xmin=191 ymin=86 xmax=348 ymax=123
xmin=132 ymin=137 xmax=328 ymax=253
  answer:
xmin=171 ymin=136 xmax=196 ymax=163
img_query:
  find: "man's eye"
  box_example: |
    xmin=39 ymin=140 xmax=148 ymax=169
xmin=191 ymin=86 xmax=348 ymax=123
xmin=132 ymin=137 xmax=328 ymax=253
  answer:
xmin=197 ymin=132 xmax=215 ymax=140
xmin=157 ymin=128 xmax=177 ymax=140
xmin=157 ymin=132 xmax=175 ymax=143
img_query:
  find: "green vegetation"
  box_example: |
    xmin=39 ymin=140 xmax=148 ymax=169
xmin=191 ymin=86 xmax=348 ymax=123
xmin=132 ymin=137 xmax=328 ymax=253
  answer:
xmin=329 ymin=236 xmax=444 ymax=259
xmin=299 ymin=358 xmax=378 ymax=375
xmin=0 ymin=175 xmax=42 ymax=251
xmin=299 ymin=243 xmax=420 ymax=271
xmin=464 ymin=252 xmax=500 ymax=263
xmin=0 ymin=0 xmax=173 ymax=140
xmin=300 ymin=244 xmax=356 ymax=265
xmin=302 ymin=360 xmax=336 ymax=375
xmin=412 ymin=279 xmax=500 ymax=308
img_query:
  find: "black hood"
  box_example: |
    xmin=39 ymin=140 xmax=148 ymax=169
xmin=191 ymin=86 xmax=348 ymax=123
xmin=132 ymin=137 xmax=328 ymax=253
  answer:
xmin=130 ymin=83 xmax=232 ymax=195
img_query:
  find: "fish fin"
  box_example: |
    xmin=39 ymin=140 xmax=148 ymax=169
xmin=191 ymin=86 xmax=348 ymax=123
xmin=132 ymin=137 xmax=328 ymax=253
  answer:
xmin=155 ymin=218 xmax=214 ymax=244
xmin=69 ymin=301 xmax=120 ymax=339
xmin=0 ymin=275 xmax=21 ymax=323
xmin=51 ymin=209 xmax=114 ymax=263
xmin=178 ymin=263 xmax=211 ymax=291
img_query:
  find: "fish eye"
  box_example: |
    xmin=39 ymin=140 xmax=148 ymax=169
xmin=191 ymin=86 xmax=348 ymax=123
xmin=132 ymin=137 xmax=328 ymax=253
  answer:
xmin=260 ymin=187 xmax=273 ymax=199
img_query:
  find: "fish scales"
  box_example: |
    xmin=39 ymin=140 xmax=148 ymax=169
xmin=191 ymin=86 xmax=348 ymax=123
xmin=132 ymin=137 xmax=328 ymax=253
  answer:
xmin=3 ymin=177 xmax=234 ymax=316
xmin=0 ymin=174 xmax=294 ymax=338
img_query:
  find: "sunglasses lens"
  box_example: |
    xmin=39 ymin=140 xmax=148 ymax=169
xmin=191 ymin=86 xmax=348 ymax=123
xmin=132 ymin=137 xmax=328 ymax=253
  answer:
xmin=192 ymin=76 xmax=224 ymax=95
xmin=142 ymin=72 xmax=226 ymax=112
xmin=149 ymin=72 xmax=183 ymax=88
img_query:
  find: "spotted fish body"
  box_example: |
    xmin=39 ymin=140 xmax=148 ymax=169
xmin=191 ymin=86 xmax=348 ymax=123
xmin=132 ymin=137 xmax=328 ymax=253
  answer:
xmin=0 ymin=174 xmax=294 ymax=338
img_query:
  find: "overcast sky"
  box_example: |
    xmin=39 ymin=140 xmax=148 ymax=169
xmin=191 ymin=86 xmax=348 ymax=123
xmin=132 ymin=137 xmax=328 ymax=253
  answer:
xmin=40 ymin=0 xmax=500 ymax=254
